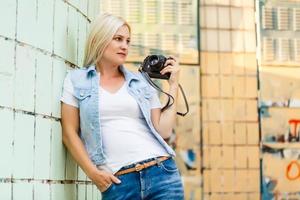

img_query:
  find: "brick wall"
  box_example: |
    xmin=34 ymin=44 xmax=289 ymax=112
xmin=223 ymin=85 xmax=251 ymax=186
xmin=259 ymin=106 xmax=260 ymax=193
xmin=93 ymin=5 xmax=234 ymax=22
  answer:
xmin=200 ymin=0 xmax=260 ymax=199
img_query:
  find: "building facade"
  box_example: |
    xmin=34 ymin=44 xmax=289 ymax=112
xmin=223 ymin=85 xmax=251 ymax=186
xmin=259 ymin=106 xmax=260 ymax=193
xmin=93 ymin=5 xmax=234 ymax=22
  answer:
xmin=2 ymin=0 xmax=300 ymax=199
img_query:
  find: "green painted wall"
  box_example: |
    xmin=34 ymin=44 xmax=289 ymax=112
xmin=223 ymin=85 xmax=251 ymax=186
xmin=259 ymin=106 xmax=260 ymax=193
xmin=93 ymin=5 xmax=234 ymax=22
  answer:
xmin=0 ymin=0 xmax=100 ymax=199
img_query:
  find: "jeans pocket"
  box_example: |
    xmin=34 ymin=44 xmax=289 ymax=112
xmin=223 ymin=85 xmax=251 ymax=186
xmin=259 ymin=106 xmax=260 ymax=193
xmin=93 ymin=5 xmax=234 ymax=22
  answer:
xmin=160 ymin=158 xmax=179 ymax=173
xmin=101 ymin=183 xmax=114 ymax=194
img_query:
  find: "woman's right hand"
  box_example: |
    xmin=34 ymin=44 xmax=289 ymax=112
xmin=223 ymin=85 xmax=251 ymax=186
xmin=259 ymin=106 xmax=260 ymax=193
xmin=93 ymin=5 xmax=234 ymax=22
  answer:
xmin=88 ymin=168 xmax=121 ymax=192
xmin=61 ymin=103 xmax=121 ymax=192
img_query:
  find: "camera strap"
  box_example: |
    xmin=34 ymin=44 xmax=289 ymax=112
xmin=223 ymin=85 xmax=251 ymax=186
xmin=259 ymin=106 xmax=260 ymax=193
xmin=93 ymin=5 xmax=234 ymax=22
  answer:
xmin=139 ymin=69 xmax=189 ymax=116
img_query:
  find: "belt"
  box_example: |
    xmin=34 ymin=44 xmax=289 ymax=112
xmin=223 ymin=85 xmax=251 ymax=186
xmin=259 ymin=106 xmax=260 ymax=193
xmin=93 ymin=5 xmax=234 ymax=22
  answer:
xmin=115 ymin=156 xmax=170 ymax=176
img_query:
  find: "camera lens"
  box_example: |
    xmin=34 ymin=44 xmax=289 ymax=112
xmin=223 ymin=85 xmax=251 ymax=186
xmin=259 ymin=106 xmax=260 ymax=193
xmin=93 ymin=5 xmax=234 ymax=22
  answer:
xmin=148 ymin=55 xmax=163 ymax=72
xmin=149 ymin=55 xmax=159 ymax=66
xmin=150 ymin=59 xmax=158 ymax=66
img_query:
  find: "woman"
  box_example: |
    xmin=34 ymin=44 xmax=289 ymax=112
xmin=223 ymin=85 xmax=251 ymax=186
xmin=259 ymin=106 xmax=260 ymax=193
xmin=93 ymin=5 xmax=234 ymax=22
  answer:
xmin=60 ymin=13 xmax=184 ymax=199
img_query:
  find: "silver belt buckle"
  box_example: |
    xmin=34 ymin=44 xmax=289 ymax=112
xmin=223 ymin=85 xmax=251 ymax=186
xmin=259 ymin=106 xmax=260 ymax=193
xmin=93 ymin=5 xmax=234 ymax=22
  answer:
xmin=135 ymin=163 xmax=144 ymax=172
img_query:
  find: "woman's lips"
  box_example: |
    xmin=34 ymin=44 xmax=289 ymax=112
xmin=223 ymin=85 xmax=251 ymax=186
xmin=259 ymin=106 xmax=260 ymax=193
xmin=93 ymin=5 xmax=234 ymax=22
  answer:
xmin=117 ymin=53 xmax=127 ymax=57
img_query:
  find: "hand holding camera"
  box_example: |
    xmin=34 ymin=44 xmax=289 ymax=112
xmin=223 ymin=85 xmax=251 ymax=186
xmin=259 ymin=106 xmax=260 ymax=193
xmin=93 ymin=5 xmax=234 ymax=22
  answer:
xmin=139 ymin=55 xmax=189 ymax=116
xmin=139 ymin=55 xmax=179 ymax=81
xmin=160 ymin=56 xmax=180 ymax=87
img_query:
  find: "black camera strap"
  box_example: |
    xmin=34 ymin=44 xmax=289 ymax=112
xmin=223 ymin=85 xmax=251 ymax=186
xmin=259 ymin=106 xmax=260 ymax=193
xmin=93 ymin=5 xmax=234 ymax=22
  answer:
xmin=139 ymin=69 xmax=189 ymax=117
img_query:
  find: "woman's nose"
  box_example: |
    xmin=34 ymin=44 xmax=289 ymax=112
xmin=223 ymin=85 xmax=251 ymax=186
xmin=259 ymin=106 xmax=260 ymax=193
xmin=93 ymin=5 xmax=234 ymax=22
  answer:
xmin=121 ymin=41 xmax=129 ymax=49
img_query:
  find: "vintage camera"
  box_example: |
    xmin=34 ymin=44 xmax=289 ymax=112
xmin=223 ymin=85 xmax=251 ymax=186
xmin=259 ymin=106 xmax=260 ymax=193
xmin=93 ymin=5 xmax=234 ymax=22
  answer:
xmin=140 ymin=55 xmax=171 ymax=79
xmin=139 ymin=54 xmax=189 ymax=116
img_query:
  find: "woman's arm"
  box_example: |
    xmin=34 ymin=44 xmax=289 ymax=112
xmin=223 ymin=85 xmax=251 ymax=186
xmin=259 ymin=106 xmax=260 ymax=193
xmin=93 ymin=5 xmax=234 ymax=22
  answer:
xmin=61 ymin=103 xmax=120 ymax=191
xmin=151 ymin=56 xmax=180 ymax=139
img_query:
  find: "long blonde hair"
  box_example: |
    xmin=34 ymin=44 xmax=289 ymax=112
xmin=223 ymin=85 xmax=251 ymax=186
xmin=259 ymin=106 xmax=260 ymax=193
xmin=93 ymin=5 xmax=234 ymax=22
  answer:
xmin=83 ymin=13 xmax=131 ymax=67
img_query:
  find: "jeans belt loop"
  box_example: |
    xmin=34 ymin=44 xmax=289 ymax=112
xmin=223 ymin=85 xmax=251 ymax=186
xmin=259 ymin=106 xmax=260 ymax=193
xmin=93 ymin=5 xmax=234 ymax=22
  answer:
xmin=156 ymin=157 xmax=162 ymax=166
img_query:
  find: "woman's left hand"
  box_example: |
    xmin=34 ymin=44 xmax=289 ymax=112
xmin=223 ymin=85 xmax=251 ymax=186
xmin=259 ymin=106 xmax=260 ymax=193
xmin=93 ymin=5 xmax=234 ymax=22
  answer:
xmin=160 ymin=55 xmax=180 ymax=87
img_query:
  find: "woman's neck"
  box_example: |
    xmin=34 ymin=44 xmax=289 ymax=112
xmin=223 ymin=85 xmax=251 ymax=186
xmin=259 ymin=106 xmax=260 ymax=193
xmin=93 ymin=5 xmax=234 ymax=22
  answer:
xmin=96 ymin=61 xmax=121 ymax=78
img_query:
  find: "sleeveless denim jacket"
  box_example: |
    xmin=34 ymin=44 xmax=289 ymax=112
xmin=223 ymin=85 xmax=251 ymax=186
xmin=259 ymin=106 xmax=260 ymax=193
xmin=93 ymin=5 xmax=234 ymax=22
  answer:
xmin=69 ymin=65 xmax=175 ymax=166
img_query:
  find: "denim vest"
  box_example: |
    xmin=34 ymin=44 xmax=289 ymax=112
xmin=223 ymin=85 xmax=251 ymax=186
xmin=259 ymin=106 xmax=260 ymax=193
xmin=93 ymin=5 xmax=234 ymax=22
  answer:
xmin=69 ymin=65 xmax=175 ymax=166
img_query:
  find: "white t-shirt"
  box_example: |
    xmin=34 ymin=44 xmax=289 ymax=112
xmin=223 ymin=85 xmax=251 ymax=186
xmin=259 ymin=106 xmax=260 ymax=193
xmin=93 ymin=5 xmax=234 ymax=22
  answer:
xmin=60 ymin=73 xmax=169 ymax=173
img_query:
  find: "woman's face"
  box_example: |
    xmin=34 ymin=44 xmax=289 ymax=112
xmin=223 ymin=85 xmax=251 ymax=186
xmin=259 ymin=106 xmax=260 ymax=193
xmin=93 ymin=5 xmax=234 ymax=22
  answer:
xmin=101 ymin=25 xmax=130 ymax=67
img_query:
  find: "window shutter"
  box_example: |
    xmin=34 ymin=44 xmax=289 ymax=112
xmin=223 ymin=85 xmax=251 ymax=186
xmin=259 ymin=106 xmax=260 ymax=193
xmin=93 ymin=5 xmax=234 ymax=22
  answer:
xmin=110 ymin=0 xmax=123 ymax=16
xmin=99 ymin=0 xmax=109 ymax=13
xmin=278 ymin=7 xmax=289 ymax=30
xmin=293 ymin=8 xmax=300 ymax=31
xmin=263 ymin=37 xmax=275 ymax=61
xmin=130 ymin=33 xmax=144 ymax=57
xmin=144 ymin=0 xmax=158 ymax=24
xmin=278 ymin=38 xmax=290 ymax=61
xmin=145 ymin=33 xmax=161 ymax=54
xmin=294 ymin=39 xmax=300 ymax=62
xmin=162 ymin=34 xmax=177 ymax=53
xmin=179 ymin=0 xmax=193 ymax=25
xmin=162 ymin=0 xmax=177 ymax=24
xmin=127 ymin=0 xmax=141 ymax=23
xmin=262 ymin=6 xmax=273 ymax=29
xmin=180 ymin=33 xmax=193 ymax=51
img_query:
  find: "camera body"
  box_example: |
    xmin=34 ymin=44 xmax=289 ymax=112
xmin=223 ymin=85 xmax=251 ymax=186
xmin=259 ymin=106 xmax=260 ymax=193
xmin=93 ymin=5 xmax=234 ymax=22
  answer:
xmin=140 ymin=55 xmax=171 ymax=79
xmin=139 ymin=54 xmax=189 ymax=116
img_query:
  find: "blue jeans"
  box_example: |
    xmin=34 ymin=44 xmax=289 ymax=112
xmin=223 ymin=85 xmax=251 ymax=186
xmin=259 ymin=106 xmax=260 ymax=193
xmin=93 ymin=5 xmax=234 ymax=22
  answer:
xmin=101 ymin=157 xmax=184 ymax=200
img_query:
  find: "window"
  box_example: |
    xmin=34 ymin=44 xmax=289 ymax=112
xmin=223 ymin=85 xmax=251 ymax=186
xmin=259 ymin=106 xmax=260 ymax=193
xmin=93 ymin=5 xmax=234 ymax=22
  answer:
xmin=99 ymin=0 xmax=199 ymax=64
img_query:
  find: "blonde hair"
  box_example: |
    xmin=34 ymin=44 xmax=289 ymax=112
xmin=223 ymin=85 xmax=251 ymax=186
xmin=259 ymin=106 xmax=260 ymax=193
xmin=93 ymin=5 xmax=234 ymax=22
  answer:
xmin=83 ymin=13 xmax=131 ymax=67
